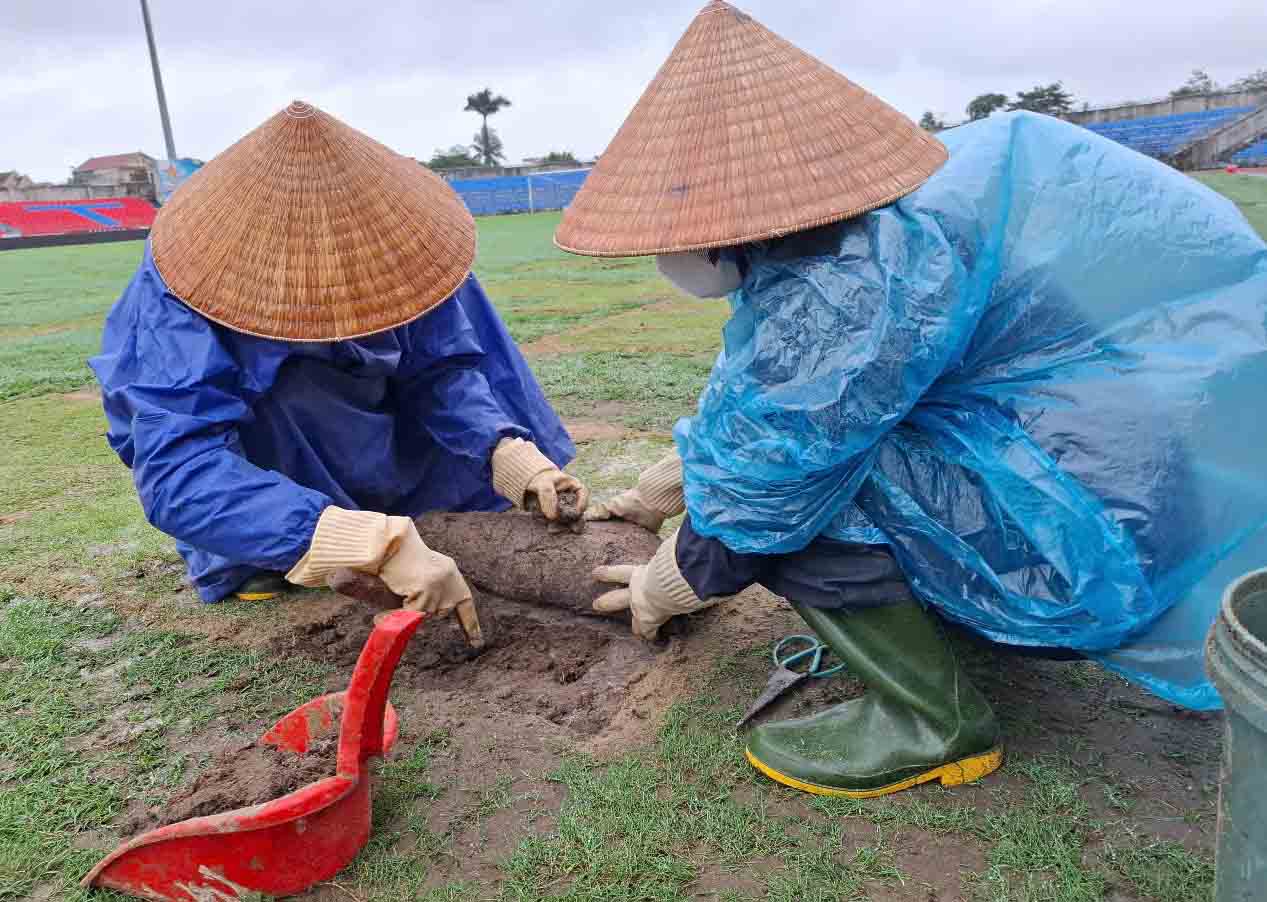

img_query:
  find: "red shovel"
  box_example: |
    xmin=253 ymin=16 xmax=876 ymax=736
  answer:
xmin=82 ymin=608 xmax=425 ymax=901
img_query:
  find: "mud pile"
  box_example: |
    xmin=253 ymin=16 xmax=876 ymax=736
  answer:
xmin=123 ymin=737 xmax=339 ymax=836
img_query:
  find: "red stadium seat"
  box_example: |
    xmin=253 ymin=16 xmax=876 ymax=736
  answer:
xmin=0 ymin=198 xmax=156 ymax=237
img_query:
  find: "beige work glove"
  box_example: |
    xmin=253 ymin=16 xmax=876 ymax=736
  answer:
xmin=592 ymin=527 xmax=725 ymax=639
xmin=492 ymin=437 xmax=590 ymax=523
xmin=287 ymin=507 xmax=483 ymax=646
xmin=584 ymin=452 xmax=684 ymax=533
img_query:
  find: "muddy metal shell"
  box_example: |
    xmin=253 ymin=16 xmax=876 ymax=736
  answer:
xmin=1206 ymin=569 xmax=1267 ymax=902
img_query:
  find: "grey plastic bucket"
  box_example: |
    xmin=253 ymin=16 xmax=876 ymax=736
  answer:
xmin=1207 ymin=568 xmax=1267 ymax=902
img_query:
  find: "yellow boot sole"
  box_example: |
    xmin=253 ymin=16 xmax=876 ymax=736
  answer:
xmin=745 ymin=745 xmax=1004 ymax=799
xmin=235 ymin=591 xmax=283 ymax=601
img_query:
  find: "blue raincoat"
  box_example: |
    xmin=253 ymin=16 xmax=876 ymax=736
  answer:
xmin=90 ymin=248 xmax=574 ymax=602
xmin=677 ymin=112 xmax=1267 ymax=709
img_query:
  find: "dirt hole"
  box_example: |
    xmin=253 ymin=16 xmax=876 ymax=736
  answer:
xmin=270 ymin=591 xmax=659 ymax=740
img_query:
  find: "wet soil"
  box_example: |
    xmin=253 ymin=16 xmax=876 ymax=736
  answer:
xmin=556 ymin=488 xmax=582 ymax=523
xmin=122 ymin=737 xmax=340 ymax=836
xmin=560 ymin=418 xmax=635 ymax=442
xmin=411 ymin=511 xmax=661 ymax=616
xmin=270 ymin=587 xmax=669 ymax=741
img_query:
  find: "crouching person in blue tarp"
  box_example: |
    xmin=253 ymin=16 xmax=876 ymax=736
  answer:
xmin=557 ymin=1 xmax=1267 ymax=798
xmin=90 ymin=101 xmax=588 ymax=646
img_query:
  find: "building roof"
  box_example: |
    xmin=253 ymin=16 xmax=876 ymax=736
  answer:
xmin=77 ymin=152 xmax=155 ymax=172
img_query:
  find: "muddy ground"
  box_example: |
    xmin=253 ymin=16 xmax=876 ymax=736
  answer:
xmin=122 ymin=736 xmax=341 ymax=836
xmin=76 ymin=566 xmax=1223 ymax=900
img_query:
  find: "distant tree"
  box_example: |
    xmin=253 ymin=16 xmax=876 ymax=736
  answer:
xmin=464 ymin=88 xmax=512 ymax=166
xmin=426 ymin=145 xmax=480 ymax=169
xmin=1171 ymin=69 xmax=1219 ymax=98
xmin=966 ymin=92 xmax=1008 ymax=121
xmin=919 ymin=111 xmax=947 ymax=132
xmin=1229 ymin=68 xmax=1267 ymax=92
xmin=1008 ymin=82 xmax=1075 ymax=117
xmin=471 ymin=127 xmax=506 ymax=166
xmin=539 ymin=150 xmax=579 ymax=164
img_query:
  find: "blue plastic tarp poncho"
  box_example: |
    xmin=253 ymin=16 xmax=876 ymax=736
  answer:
xmin=90 ymin=246 xmax=574 ymax=602
xmin=676 ymin=111 xmax=1267 ymax=710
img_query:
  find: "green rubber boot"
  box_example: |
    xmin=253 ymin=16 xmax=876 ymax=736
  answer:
xmin=745 ymin=602 xmax=1002 ymax=798
xmin=234 ymin=572 xmax=290 ymax=602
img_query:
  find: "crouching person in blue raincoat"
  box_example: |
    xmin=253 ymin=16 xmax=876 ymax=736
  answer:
xmin=90 ymin=101 xmax=588 ymax=645
xmin=556 ymin=1 xmax=1267 ymax=798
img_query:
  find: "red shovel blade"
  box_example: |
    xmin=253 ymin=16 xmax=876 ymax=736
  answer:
xmin=82 ymin=609 xmax=425 ymax=901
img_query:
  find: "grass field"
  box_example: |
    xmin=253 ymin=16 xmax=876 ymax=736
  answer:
xmin=1195 ymin=171 xmax=1267 ymax=238
xmin=2 ymin=175 xmax=1263 ymax=901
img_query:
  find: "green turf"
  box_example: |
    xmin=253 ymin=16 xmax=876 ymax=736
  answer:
xmin=0 ymin=241 xmax=145 ymax=401
xmin=0 ymin=241 xmax=144 ymax=333
xmin=0 ymin=396 xmax=171 ymax=591
xmin=551 ymin=297 xmax=729 ymax=355
xmin=0 ymin=326 xmax=105 ymax=401
xmin=1194 ymin=172 xmax=1267 ymax=239
xmin=530 ymin=351 xmax=714 ymax=430
xmin=474 ymin=212 xmax=671 ymax=344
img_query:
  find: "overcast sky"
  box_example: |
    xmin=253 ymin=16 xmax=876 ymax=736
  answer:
xmin=5 ymin=0 xmax=1265 ymax=183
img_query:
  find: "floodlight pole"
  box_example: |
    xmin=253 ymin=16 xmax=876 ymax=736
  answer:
xmin=140 ymin=0 xmax=178 ymax=161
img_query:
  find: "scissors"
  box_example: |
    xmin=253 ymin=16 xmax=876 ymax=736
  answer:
xmin=735 ymin=635 xmax=845 ymax=729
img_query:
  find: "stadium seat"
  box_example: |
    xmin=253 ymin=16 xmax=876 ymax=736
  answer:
xmin=0 ymin=198 xmax=157 ymax=238
xmin=1082 ymin=107 xmax=1255 ymax=159
xmin=1232 ymin=137 xmax=1267 ymax=166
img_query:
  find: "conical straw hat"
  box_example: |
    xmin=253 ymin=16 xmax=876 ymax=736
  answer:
xmin=555 ymin=1 xmax=947 ymax=257
xmin=151 ymin=100 xmax=476 ymax=342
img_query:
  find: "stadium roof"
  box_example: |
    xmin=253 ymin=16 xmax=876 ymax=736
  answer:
xmin=76 ymin=152 xmax=155 ymax=172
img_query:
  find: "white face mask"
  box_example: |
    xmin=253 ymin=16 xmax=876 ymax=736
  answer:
xmin=655 ymin=251 xmax=743 ymax=298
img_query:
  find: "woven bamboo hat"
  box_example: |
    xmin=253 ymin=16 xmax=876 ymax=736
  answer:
xmin=555 ymin=1 xmax=947 ymax=257
xmin=151 ymin=100 xmax=476 ymax=342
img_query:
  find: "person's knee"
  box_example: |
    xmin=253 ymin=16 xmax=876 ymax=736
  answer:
xmin=674 ymin=515 xmax=771 ymax=599
xmin=764 ymin=541 xmax=914 ymax=609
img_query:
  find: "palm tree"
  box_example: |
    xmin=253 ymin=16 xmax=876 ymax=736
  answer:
xmin=464 ymin=89 xmax=512 ymax=167
xmin=471 ymin=128 xmax=505 ymax=166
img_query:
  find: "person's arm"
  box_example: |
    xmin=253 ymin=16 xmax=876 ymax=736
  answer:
xmin=585 ymin=452 xmax=684 ymax=532
xmin=286 ymin=506 xmax=482 ymax=645
xmin=119 ymin=324 xmax=487 ymax=633
xmin=677 ymin=214 xmax=974 ymax=555
xmin=394 ymin=290 xmax=588 ymax=520
xmin=593 ymin=514 xmax=770 ymax=639
xmin=92 ymin=274 xmax=333 ymax=573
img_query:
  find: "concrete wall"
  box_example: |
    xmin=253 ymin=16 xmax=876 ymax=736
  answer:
xmin=72 ymin=166 xmax=156 ymax=201
xmin=1069 ymin=91 xmax=1267 ymax=125
xmin=0 ymin=184 xmax=121 ymax=202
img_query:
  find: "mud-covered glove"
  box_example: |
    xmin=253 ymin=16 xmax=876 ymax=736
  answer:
xmin=592 ymin=527 xmax=722 ymax=639
xmin=287 ymin=507 xmax=483 ymax=647
xmin=492 ymin=437 xmax=590 ymax=523
xmin=584 ymin=452 xmax=684 ymax=533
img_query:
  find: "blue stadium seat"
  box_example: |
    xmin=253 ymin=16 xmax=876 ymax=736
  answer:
xmin=1233 ymin=138 xmax=1267 ymax=166
xmin=1082 ymin=107 xmax=1255 ymax=159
